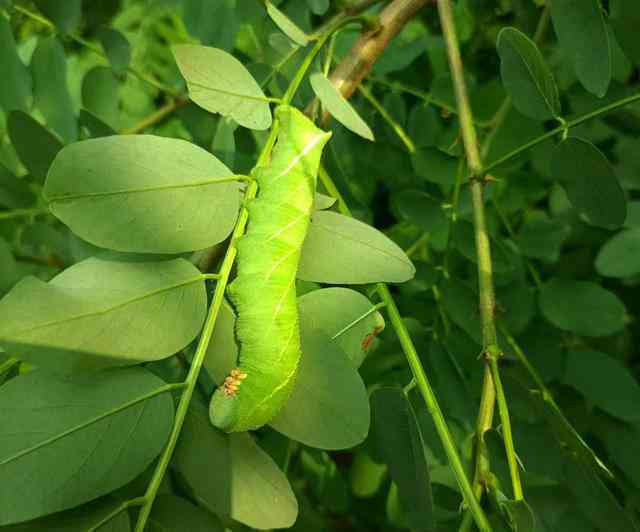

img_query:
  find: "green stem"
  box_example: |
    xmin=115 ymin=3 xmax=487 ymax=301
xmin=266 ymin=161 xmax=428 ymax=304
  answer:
xmin=134 ymin=177 xmax=260 ymax=531
xmin=378 ymin=283 xmax=491 ymax=531
xmin=319 ymin=163 xmax=490 ymax=531
xmin=87 ymin=497 xmax=146 ymax=532
xmin=438 ymin=0 xmax=522 ymax=519
xmin=0 ymin=357 xmax=19 ymax=376
xmin=283 ymin=15 xmax=369 ymax=104
xmin=358 ymin=84 xmax=416 ymax=153
xmin=0 ymin=208 xmax=48 ymax=221
xmin=488 ymin=356 xmax=523 ymax=500
xmin=485 ymin=90 xmax=640 ymax=173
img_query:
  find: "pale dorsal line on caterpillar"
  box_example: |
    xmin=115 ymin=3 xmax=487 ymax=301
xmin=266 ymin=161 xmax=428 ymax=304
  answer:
xmin=210 ymin=105 xmax=332 ymax=433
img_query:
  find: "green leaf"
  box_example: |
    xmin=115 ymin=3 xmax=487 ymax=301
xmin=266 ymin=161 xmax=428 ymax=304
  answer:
xmin=1 ymin=497 xmax=131 ymax=531
xmin=565 ymin=350 xmax=640 ymax=422
xmin=500 ymin=500 xmax=536 ymax=532
xmin=270 ymin=327 xmax=370 ymax=450
xmin=298 ymin=211 xmax=415 ymax=284
xmin=610 ymin=0 xmax=640 ymax=66
xmin=265 ymin=0 xmax=309 ymax=46
xmin=497 ymin=27 xmax=561 ymax=120
xmin=99 ymin=29 xmax=131 ymax=76
xmin=0 ymin=237 xmax=19 ymax=295
xmin=175 ymin=404 xmax=298 ymax=529
xmin=82 ymin=66 xmax=120 ymax=130
xmin=393 ymin=189 xmax=447 ymax=232
xmin=0 ymin=16 xmax=32 ymax=113
xmin=349 ymin=450 xmax=387 ymax=498
xmin=148 ymin=495 xmax=223 ymax=532
xmin=7 ymin=111 xmax=63 ymax=181
xmin=79 ymin=109 xmax=117 ymax=138
xmin=315 ymin=192 xmax=336 ymax=210
xmin=44 ymin=135 xmax=239 ymax=253
xmin=173 ymin=45 xmax=272 ymax=130
xmin=595 ymin=229 xmax=640 ymax=278
xmin=411 ymin=147 xmax=459 ymax=186
xmin=33 ymin=0 xmax=81 ymax=32
xmin=371 ymin=387 xmax=435 ymax=532
xmin=306 ymin=0 xmax=329 ymax=16
xmin=550 ymin=138 xmax=626 ymax=228
xmin=309 ymin=73 xmax=374 ymax=141
xmin=539 ymin=279 xmax=626 ymax=337
xmin=517 ymin=215 xmax=570 ymax=262
xmin=0 ymin=258 xmax=207 ymax=373
xmin=182 ymin=0 xmax=239 ymax=50
xmin=563 ymin=452 xmax=638 ymax=532
xmin=0 ymin=368 xmax=174 ymax=525
xmin=550 ymin=0 xmax=611 ymax=97
xmin=211 ymin=117 xmax=236 ymax=169
xmin=0 ymin=163 xmax=35 ymax=209
xmin=204 ymin=298 xmax=238 ymax=384
xmin=31 ymin=37 xmax=77 ymax=143
xmin=298 ymin=287 xmax=385 ymax=367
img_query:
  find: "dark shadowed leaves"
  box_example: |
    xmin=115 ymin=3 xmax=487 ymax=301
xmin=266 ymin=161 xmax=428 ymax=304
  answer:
xmin=551 ymin=0 xmax=611 ymax=97
xmin=371 ymin=387 xmax=434 ymax=532
xmin=497 ymin=27 xmax=560 ymax=120
xmin=551 ymin=138 xmax=626 ymax=228
xmin=7 ymin=111 xmax=63 ymax=181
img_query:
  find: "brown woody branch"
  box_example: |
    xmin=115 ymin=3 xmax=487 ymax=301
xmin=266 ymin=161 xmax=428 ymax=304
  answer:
xmin=328 ymin=0 xmax=430 ymax=99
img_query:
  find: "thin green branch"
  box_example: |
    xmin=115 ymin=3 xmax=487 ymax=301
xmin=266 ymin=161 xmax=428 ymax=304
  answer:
xmin=0 ymin=357 xmax=19 ymax=376
xmin=484 ymin=90 xmax=640 ymax=173
xmin=121 ymin=98 xmax=188 ymax=135
xmin=359 ymin=84 xmax=416 ymax=152
xmin=87 ymin=497 xmax=146 ymax=532
xmin=488 ymin=356 xmax=523 ymax=500
xmin=438 ymin=0 xmax=521 ymax=521
xmin=320 ymin=163 xmax=490 ymax=531
xmin=0 ymin=208 xmax=49 ymax=221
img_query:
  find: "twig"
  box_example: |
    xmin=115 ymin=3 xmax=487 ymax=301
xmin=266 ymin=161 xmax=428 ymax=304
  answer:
xmin=121 ymin=98 xmax=189 ymax=134
xmin=328 ymin=0 xmax=431 ymax=100
xmin=437 ymin=0 xmax=522 ymax=522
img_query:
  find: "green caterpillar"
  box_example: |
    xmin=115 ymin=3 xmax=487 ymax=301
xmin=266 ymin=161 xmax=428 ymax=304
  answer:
xmin=210 ymin=105 xmax=332 ymax=432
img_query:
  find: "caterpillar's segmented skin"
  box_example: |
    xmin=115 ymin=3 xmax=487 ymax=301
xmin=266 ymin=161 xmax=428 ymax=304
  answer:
xmin=210 ymin=105 xmax=332 ymax=432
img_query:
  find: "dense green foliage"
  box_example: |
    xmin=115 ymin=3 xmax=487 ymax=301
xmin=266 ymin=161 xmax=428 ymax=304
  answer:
xmin=1 ymin=0 xmax=640 ymax=531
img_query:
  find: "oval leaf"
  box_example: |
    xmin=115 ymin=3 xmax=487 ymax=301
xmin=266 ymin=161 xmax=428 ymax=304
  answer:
xmin=0 ymin=17 xmax=32 ymax=113
xmin=298 ymin=287 xmax=385 ymax=367
xmin=298 ymin=211 xmax=415 ymax=284
xmin=539 ymin=279 xmax=626 ymax=337
xmin=497 ymin=27 xmax=561 ymax=120
xmin=310 ymin=73 xmax=374 ymax=140
xmin=0 ymin=258 xmax=207 ymax=373
xmin=8 ymin=111 xmax=63 ymax=181
xmin=44 ymin=135 xmax=239 ymax=253
xmin=0 ymin=368 xmax=174 ymax=525
xmin=31 ymin=37 xmax=77 ymax=143
xmin=565 ymin=350 xmax=640 ymax=422
xmin=551 ymin=137 xmax=626 ymax=228
xmin=33 ymin=0 xmax=81 ymax=33
xmin=610 ymin=0 xmax=640 ymax=66
xmin=551 ymin=0 xmax=612 ymax=97
xmin=175 ymin=404 xmax=298 ymax=529
xmin=82 ymin=66 xmax=120 ymax=130
xmin=270 ymin=327 xmax=370 ymax=450
xmin=265 ymin=0 xmax=309 ymax=46
xmin=371 ymin=387 xmax=435 ymax=532
xmin=173 ymin=45 xmax=272 ymax=130
xmin=99 ymin=28 xmax=131 ymax=75
xmin=595 ymin=228 xmax=640 ymax=278
xmin=394 ymin=189 xmax=448 ymax=231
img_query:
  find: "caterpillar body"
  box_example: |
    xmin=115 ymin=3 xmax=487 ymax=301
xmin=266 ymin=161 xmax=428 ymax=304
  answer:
xmin=210 ymin=105 xmax=332 ymax=432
